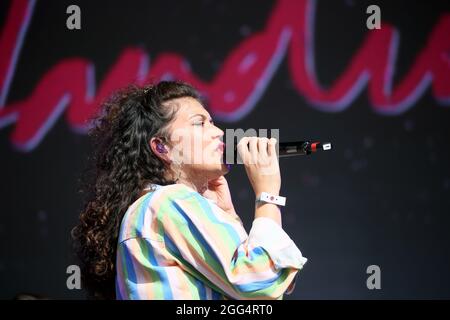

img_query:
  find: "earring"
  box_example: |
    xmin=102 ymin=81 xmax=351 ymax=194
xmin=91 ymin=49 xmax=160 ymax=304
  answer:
xmin=156 ymin=143 xmax=167 ymax=154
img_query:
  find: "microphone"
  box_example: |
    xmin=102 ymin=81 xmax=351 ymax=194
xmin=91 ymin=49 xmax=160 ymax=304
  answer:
xmin=277 ymin=141 xmax=332 ymax=158
xmin=224 ymin=140 xmax=332 ymax=164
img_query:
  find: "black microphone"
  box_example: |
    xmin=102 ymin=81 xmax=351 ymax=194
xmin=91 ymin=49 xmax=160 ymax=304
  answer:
xmin=224 ymin=140 xmax=332 ymax=164
xmin=277 ymin=141 xmax=332 ymax=158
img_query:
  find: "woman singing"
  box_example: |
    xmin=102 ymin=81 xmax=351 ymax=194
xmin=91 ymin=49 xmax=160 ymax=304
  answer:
xmin=71 ymin=80 xmax=307 ymax=300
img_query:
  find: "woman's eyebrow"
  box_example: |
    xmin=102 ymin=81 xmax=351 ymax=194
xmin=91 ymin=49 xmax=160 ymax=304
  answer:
xmin=189 ymin=113 xmax=213 ymax=121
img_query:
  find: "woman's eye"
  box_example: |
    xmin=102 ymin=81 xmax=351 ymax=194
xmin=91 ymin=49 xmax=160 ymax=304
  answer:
xmin=193 ymin=121 xmax=204 ymax=126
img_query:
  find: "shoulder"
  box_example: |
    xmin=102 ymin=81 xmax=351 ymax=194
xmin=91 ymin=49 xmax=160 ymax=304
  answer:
xmin=143 ymin=183 xmax=201 ymax=210
xmin=118 ymin=184 xmax=201 ymax=243
xmin=149 ymin=183 xmax=212 ymax=220
xmin=135 ymin=183 xmax=198 ymax=210
xmin=155 ymin=183 xmax=198 ymax=201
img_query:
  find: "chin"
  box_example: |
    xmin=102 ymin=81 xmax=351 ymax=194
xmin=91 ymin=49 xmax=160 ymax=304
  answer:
xmin=199 ymin=163 xmax=228 ymax=179
xmin=220 ymin=162 xmax=230 ymax=175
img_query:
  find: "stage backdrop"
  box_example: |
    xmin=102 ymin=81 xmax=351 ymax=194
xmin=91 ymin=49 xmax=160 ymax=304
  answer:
xmin=1 ymin=0 xmax=449 ymax=299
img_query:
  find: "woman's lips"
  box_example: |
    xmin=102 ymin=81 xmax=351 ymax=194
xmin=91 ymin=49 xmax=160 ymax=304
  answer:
xmin=216 ymin=142 xmax=225 ymax=153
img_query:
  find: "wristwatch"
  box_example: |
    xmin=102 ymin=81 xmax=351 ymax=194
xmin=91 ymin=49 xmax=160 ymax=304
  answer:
xmin=255 ymin=192 xmax=286 ymax=206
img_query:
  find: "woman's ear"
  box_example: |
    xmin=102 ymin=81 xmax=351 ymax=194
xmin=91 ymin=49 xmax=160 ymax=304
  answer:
xmin=150 ymin=137 xmax=171 ymax=164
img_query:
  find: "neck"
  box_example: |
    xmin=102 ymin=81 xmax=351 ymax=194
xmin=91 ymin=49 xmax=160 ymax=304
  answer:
xmin=170 ymin=167 xmax=209 ymax=194
xmin=178 ymin=175 xmax=209 ymax=194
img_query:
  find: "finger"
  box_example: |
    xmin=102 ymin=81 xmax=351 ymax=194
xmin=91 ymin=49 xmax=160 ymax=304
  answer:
xmin=268 ymin=137 xmax=277 ymax=157
xmin=237 ymin=137 xmax=250 ymax=163
xmin=249 ymin=137 xmax=258 ymax=165
xmin=257 ymin=137 xmax=270 ymax=167
xmin=258 ymin=137 xmax=269 ymax=157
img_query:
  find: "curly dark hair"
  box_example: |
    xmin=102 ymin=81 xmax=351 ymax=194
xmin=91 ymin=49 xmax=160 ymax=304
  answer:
xmin=71 ymin=80 xmax=202 ymax=299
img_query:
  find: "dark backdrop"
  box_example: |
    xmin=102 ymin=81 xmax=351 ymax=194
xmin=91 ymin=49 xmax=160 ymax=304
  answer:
xmin=1 ymin=0 xmax=449 ymax=299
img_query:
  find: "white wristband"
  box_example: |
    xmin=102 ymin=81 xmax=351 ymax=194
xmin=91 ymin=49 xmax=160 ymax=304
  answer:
xmin=256 ymin=192 xmax=286 ymax=206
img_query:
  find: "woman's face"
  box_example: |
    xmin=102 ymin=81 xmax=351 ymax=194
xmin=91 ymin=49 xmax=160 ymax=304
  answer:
xmin=163 ymin=97 xmax=228 ymax=180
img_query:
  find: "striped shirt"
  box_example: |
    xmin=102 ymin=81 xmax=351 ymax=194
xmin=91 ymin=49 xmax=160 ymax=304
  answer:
xmin=115 ymin=183 xmax=307 ymax=300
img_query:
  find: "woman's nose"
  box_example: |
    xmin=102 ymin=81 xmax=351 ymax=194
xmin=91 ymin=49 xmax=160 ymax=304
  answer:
xmin=214 ymin=125 xmax=224 ymax=138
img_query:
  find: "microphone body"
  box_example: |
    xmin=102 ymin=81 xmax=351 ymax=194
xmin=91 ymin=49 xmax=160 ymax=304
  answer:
xmin=225 ymin=140 xmax=332 ymax=164
xmin=277 ymin=141 xmax=332 ymax=158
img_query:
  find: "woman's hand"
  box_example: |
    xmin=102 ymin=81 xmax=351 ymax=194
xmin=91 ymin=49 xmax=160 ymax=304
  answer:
xmin=201 ymin=176 xmax=236 ymax=215
xmin=237 ymin=137 xmax=281 ymax=197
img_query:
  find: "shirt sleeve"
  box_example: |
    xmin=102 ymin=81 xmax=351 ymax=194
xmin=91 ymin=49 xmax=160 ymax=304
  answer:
xmin=248 ymin=217 xmax=307 ymax=296
xmin=153 ymin=184 xmax=308 ymax=300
